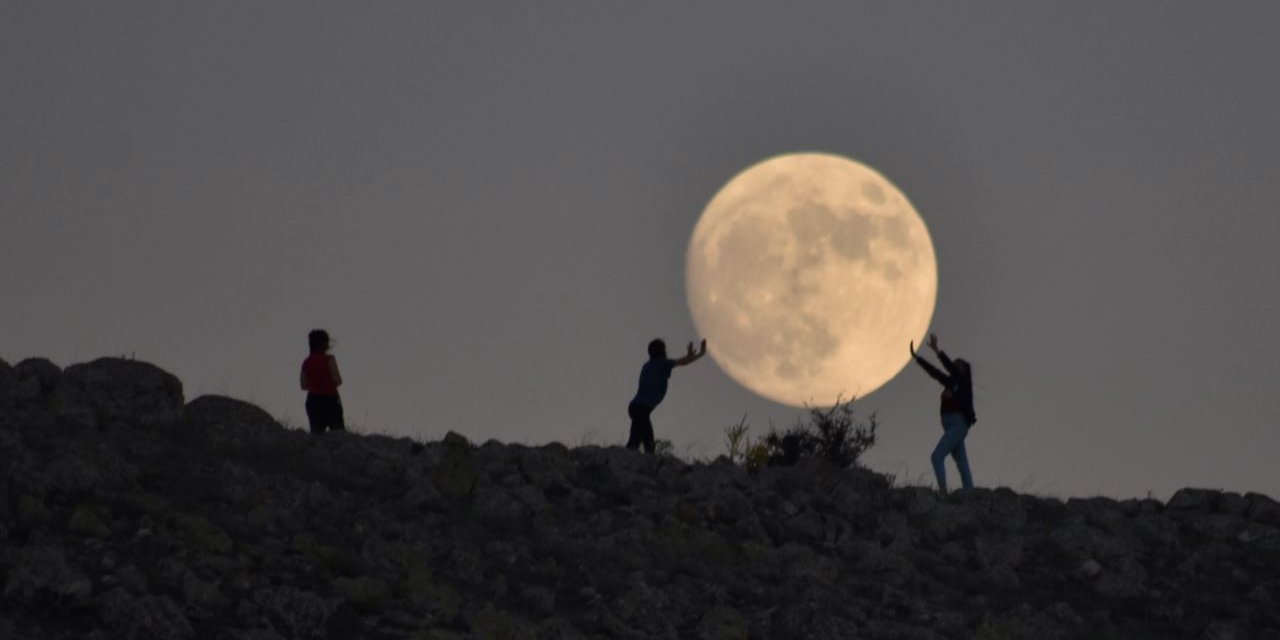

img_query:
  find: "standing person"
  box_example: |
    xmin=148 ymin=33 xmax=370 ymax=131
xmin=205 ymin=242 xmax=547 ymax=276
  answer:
xmin=300 ymin=329 xmax=345 ymax=434
xmin=626 ymin=338 xmax=707 ymax=454
xmin=910 ymin=333 xmax=976 ymax=493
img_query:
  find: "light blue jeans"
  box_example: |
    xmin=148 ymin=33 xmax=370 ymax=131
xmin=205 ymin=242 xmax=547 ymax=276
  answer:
xmin=932 ymin=413 xmax=973 ymax=493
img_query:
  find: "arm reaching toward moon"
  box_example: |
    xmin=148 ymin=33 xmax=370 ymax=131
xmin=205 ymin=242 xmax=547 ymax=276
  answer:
xmin=936 ymin=350 xmax=960 ymax=377
xmin=911 ymin=340 xmax=950 ymax=386
xmin=927 ymin=334 xmax=964 ymax=378
xmin=674 ymin=339 xmax=708 ymax=367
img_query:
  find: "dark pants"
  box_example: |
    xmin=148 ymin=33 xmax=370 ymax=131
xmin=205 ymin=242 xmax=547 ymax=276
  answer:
xmin=626 ymin=401 xmax=655 ymax=454
xmin=306 ymin=393 xmax=345 ymax=434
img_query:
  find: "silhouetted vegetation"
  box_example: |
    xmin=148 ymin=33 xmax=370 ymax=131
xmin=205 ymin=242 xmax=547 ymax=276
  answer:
xmin=654 ymin=438 xmax=676 ymax=458
xmin=723 ymin=396 xmax=877 ymax=470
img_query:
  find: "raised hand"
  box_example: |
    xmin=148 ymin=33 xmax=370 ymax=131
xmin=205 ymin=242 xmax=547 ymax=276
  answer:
xmin=927 ymin=333 xmax=939 ymax=351
xmin=675 ymin=339 xmax=708 ymax=366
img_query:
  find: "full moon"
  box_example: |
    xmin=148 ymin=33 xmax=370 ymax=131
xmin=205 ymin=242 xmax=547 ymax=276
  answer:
xmin=686 ymin=153 xmax=937 ymax=407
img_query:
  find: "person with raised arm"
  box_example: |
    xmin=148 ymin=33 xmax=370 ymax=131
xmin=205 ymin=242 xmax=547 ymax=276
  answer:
xmin=626 ymin=338 xmax=707 ymax=454
xmin=911 ymin=333 xmax=976 ymax=493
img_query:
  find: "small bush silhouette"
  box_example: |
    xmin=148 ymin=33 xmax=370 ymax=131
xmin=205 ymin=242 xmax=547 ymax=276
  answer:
xmin=723 ymin=396 xmax=877 ymax=470
xmin=763 ymin=396 xmax=877 ymax=469
xmin=724 ymin=415 xmax=751 ymax=464
xmin=722 ymin=417 xmax=771 ymax=471
xmin=744 ymin=440 xmax=770 ymax=470
xmin=654 ymin=439 xmax=675 ymax=458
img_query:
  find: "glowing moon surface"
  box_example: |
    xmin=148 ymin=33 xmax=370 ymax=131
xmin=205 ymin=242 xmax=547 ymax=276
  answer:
xmin=686 ymin=153 xmax=937 ymax=407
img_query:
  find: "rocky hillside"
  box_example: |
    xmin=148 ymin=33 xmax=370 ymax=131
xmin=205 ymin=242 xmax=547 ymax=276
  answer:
xmin=1 ymin=357 xmax=1278 ymax=640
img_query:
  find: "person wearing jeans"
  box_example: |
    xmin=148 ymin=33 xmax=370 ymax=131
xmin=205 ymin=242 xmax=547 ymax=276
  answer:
xmin=911 ymin=333 xmax=976 ymax=493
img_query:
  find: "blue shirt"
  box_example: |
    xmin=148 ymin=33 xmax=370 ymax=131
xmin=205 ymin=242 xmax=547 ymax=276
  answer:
xmin=631 ymin=358 xmax=676 ymax=407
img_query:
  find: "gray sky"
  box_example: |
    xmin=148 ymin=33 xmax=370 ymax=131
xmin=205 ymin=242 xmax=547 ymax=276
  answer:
xmin=4 ymin=3 xmax=1279 ymax=499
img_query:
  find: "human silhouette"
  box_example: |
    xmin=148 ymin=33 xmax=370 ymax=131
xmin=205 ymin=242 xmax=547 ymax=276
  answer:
xmin=300 ymin=329 xmax=345 ymax=434
xmin=911 ymin=333 xmax=976 ymax=493
xmin=626 ymin=338 xmax=707 ymax=454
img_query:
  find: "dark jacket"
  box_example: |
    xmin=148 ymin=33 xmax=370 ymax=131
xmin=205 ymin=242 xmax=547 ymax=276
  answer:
xmin=914 ymin=350 xmax=976 ymax=426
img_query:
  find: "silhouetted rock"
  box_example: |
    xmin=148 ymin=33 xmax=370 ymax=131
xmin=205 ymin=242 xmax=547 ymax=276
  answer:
xmin=1246 ymin=492 xmax=1280 ymax=525
xmin=1 ymin=355 xmax=1278 ymax=639
xmin=1167 ymin=486 xmax=1219 ymax=512
xmin=184 ymin=394 xmax=287 ymax=457
xmin=14 ymin=357 xmax=61 ymax=404
xmin=186 ymin=395 xmax=281 ymax=431
xmin=52 ymin=358 xmax=183 ymax=429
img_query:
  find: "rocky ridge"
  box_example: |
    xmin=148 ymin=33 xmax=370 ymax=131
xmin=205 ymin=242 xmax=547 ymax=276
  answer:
xmin=1 ymin=357 xmax=1279 ymax=640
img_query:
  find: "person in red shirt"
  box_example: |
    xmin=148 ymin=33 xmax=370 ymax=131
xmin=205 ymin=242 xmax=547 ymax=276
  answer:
xmin=300 ymin=329 xmax=344 ymax=434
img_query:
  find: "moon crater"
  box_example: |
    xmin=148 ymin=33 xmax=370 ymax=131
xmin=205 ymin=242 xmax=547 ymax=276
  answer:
xmin=686 ymin=153 xmax=937 ymax=406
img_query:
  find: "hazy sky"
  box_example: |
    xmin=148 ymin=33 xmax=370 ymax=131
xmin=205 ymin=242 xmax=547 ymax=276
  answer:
xmin=5 ymin=3 xmax=1279 ymax=499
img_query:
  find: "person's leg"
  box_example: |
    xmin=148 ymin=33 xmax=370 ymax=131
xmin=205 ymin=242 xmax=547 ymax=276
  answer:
xmin=626 ymin=403 xmax=643 ymax=450
xmin=305 ymin=395 xmax=324 ymax=435
xmin=951 ymin=437 xmax=973 ymax=489
xmin=930 ymin=431 xmax=952 ymax=493
xmin=328 ymin=396 xmax=345 ymax=432
xmin=932 ymin=417 xmax=968 ymax=493
xmin=638 ymin=405 xmax=655 ymax=454
xmin=940 ymin=414 xmax=972 ymax=489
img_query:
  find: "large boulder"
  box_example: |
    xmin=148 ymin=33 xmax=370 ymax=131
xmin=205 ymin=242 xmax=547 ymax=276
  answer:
xmin=14 ymin=358 xmax=62 ymax=405
xmin=185 ymin=395 xmax=286 ymax=452
xmin=185 ymin=395 xmax=282 ymax=432
xmin=51 ymin=358 xmax=183 ymax=429
xmin=1167 ymin=488 xmax=1221 ymax=513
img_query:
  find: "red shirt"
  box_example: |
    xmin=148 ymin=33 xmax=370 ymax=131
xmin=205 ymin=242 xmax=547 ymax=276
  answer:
xmin=302 ymin=353 xmax=339 ymax=395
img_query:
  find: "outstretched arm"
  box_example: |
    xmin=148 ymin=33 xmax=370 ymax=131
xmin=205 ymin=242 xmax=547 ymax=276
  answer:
xmin=926 ymin=332 xmax=961 ymax=377
xmin=936 ymin=350 xmax=961 ymax=377
xmin=911 ymin=340 xmax=950 ymax=386
xmin=674 ymin=339 xmax=708 ymax=366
